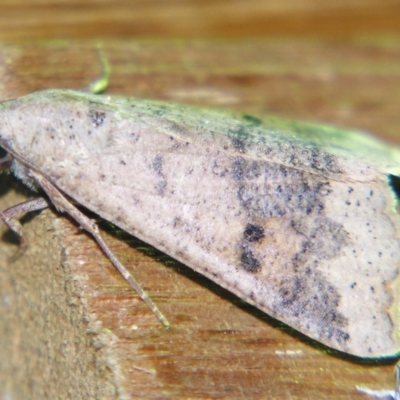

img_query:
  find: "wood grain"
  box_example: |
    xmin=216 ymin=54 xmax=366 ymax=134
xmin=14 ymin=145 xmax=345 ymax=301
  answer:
xmin=0 ymin=40 xmax=399 ymax=399
xmin=1 ymin=1 xmax=400 ymax=41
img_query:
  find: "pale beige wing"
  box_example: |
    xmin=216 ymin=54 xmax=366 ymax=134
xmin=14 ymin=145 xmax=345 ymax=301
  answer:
xmin=1 ymin=89 xmax=400 ymax=357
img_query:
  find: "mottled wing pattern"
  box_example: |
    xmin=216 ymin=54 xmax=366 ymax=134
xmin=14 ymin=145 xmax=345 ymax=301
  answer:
xmin=1 ymin=90 xmax=400 ymax=357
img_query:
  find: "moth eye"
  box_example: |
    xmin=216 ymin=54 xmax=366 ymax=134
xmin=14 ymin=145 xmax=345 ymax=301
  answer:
xmin=0 ymin=147 xmax=12 ymax=170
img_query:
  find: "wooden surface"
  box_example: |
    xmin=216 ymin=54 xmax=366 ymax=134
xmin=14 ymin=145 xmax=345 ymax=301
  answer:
xmin=0 ymin=40 xmax=400 ymax=399
xmin=1 ymin=1 xmax=400 ymax=399
xmin=1 ymin=0 xmax=400 ymax=41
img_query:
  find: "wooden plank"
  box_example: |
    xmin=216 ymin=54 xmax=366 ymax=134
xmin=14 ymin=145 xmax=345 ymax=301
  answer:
xmin=0 ymin=1 xmax=400 ymax=41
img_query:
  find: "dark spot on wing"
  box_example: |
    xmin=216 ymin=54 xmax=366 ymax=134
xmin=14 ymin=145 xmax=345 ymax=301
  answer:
xmin=231 ymin=158 xmax=262 ymax=181
xmin=165 ymin=120 xmax=187 ymax=135
xmin=151 ymin=154 xmax=167 ymax=195
xmin=228 ymin=123 xmax=255 ymax=154
xmin=240 ymin=248 xmax=261 ymax=272
xmin=231 ymin=138 xmax=246 ymax=153
xmin=156 ymin=180 xmax=167 ymax=196
xmin=152 ymin=154 xmax=163 ymax=175
xmin=88 ymin=110 xmax=106 ymax=127
xmin=311 ymin=152 xmax=341 ymax=174
xmin=243 ymin=223 xmax=265 ymax=243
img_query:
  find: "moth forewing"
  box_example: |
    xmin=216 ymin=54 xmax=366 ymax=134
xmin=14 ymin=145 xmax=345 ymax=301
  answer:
xmin=0 ymin=89 xmax=400 ymax=358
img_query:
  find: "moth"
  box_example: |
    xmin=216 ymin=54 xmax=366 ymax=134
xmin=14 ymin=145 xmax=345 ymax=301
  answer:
xmin=1 ymin=89 xmax=400 ymax=362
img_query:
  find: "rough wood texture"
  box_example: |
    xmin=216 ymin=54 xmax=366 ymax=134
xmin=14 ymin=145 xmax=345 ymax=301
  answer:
xmin=0 ymin=40 xmax=400 ymax=399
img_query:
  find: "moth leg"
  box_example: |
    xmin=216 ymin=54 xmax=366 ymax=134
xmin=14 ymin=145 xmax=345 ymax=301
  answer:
xmin=0 ymin=197 xmax=50 ymax=261
xmin=30 ymin=169 xmax=170 ymax=329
